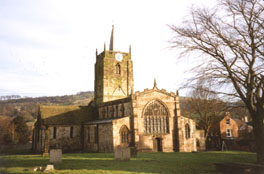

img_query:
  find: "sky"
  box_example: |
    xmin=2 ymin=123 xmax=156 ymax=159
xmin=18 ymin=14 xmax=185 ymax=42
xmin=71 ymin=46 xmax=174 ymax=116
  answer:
xmin=0 ymin=0 xmax=216 ymax=97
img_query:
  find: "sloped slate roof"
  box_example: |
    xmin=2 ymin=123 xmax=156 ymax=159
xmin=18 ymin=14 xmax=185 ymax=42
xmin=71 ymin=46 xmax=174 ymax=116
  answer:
xmin=40 ymin=104 xmax=97 ymax=125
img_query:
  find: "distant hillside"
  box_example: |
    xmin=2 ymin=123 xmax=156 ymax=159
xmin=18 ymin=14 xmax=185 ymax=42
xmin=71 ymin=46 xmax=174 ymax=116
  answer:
xmin=0 ymin=91 xmax=93 ymax=104
xmin=0 ymin=91 xmax=248 ymax=122
xmin=0 ymin=91 xmax=94 ymax=120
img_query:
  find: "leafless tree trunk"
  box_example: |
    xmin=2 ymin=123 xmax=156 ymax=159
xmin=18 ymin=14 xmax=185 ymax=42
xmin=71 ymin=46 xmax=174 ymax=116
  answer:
xmin=170 ymin=0 xmax=264 ymax=164
xmin=184 ymin=85 xmax=225 ymax=140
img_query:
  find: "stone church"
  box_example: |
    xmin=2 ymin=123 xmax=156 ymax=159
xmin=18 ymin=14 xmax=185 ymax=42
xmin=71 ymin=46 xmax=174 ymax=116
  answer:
xmin=33 ymin=26 xmax=203 ymax=153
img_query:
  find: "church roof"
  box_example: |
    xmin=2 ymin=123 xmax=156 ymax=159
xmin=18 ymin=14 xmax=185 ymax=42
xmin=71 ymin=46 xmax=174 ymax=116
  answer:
xmin=133 ymin=79 xmax=177 ymax=98
xmin=98 ymin=97 xmax=131 ymax=107
xmin=40 ymin=104 xmax=97 ymax=125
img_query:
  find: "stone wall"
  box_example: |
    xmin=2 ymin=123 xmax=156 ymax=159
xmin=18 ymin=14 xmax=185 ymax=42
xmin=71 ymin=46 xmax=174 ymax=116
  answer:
xmin=98 ymin=123 xmax=113 ymax=152
xmin=83 ymin=124 xmax=98 ymax=152
xmin=177 ymin=116 xmax=197 ymax=152
xmin=49 ymin=125 xmax=81 ymax=151
xmin=98 ymin=99 xmax=131 ymax=119
xmin=84 ymin=123 xmax=114 ymax=153
xmin=94 ymin=50 xmax=134 ymax=105
xmin=195 ymin=130 xmax=206 ymax=151
xmin=112 ymin=117 xmax=130 ymax=150
xmin=132 ymin=88 xmax=178 ymax=152
xmin=34 ymin=125 xmax=82 ymax=152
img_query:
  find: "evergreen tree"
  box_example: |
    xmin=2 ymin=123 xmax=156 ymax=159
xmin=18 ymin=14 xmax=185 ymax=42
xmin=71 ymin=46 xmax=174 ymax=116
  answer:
xmin=13 ymin=116 xmax=28 ymax=144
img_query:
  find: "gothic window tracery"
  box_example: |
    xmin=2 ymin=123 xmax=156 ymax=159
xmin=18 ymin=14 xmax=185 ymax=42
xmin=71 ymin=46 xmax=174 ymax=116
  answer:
xmin=143 ymin=100 xmax=169 ymax=134
xmin=120 ymin=125 xmax=129 ymax=144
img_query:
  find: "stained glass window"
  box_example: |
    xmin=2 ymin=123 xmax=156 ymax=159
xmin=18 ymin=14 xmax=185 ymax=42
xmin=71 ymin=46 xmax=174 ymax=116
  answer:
xmin=143 ymin=101 xmax=169 ymax=134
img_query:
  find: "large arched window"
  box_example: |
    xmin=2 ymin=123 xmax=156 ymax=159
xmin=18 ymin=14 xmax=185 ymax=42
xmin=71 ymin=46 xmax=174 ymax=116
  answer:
xmin=120 ymin=125 xmax=129 ymax=144
xmin=143 ymin=100 xmax=169 ymax=134
xmin=185 ymin=124 xmax=190 ymax=139
xmin=116 ymin=63 xmax=121 ymax=74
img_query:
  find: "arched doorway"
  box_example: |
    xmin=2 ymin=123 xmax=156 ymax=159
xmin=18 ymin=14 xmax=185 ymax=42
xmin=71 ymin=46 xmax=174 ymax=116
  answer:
xmin=154 ymin=137 xmax=163 ymax=152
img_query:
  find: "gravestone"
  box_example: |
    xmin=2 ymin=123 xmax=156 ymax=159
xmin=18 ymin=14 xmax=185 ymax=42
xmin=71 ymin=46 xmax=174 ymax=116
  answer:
xmin=44 ymin=164 xmax=54 ymax=172
xmin=115 ymin=147 xmax=131 ymax=161
xmin=50 ymin=149 xmax=62 ymax=164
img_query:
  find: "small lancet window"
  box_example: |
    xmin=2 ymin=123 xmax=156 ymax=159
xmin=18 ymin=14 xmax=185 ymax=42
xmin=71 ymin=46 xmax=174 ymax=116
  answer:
xmin=185 ymin=124 xmax=190 ymax=139
xmin=116 ymin=63 xmax=121 ymax=74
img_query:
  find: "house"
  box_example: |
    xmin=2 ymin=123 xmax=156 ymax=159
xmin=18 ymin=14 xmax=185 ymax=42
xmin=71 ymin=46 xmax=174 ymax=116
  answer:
xmin=220 ymin=112 xmax=253 ymax=150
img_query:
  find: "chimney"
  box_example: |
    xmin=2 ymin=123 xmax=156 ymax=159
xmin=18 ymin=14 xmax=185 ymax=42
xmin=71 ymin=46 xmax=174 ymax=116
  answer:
xmin=244 ymin=116 xmax=248 ymax=123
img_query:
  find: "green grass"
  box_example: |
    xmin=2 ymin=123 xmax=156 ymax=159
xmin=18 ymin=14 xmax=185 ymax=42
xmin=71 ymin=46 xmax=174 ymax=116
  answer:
xmin=0 ymin=151 xmax=256 ymax=174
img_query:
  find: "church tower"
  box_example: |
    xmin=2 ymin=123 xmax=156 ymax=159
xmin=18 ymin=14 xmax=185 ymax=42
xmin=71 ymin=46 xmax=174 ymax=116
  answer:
xmin=94 ymin=25 xmax=134 ymax=105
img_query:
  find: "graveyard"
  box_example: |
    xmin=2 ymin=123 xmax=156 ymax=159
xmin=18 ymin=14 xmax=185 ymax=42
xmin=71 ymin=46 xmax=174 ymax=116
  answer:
xmin=0 ymin=151 xmax=256 ymax=174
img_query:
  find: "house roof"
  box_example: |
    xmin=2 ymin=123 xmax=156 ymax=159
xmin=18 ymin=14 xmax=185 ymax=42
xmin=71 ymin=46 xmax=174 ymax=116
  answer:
xmin=233 ymin=118 xmax=246 ymax=127
xmin=85 ymin=116 xmax=130 ymax=125
xmin=40 ymin=104 xmax=97 ymax=125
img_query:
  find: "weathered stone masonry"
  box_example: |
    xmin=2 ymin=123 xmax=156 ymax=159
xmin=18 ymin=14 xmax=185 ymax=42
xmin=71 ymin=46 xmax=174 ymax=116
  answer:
xmin=32 ymin=26 xmax=204 ymax=153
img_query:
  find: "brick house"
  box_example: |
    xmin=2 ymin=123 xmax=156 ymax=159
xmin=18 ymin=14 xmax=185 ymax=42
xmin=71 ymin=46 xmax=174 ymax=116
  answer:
xmin=219 ymin=112 xmax=253 ymax=150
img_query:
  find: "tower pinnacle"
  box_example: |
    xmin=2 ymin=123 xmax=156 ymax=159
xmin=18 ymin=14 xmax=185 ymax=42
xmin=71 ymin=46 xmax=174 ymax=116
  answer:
xmin=153 ymin=79 xmax=157 ymax=89
xmin=109 ymin=25 xmax=114 ymax=51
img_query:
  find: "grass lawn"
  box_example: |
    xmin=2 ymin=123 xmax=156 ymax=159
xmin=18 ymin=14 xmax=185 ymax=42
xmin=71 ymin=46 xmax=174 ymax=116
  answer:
xmin=0 ymin=151 xmax=256 ymax=174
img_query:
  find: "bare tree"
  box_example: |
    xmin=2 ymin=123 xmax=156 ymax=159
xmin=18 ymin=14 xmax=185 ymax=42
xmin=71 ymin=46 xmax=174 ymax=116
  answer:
xmin=170 ymin=0 xmax=264 ymax=164
xmin=184 ymin=85 xmax=225 ymax=140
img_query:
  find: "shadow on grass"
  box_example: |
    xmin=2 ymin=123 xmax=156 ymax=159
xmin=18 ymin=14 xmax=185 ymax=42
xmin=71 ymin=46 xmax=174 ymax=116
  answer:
xmin=0 ymin=151 xmax=257 ymax=174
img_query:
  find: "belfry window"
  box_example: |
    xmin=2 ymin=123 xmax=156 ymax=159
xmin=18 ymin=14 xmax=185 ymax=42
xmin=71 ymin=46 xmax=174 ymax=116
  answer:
xmin=185 ymin=124 xmax=190 ymax=139
xmin=120 ymin=125 xmax=129 ymax=144
xmin=143 ymin=100 xmax=169 ymax=134
xmin=116 ymin=63 xmax=121 ymax=74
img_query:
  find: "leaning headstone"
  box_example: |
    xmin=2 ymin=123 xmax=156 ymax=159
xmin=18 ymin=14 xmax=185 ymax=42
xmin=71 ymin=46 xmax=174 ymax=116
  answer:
xmin=50 ymin=149 xmax=62 ymax=164
xmin=44 ymin=164 xmax=54 ymax=172
xmin=115 ymin=147 xmax=131 ymax=161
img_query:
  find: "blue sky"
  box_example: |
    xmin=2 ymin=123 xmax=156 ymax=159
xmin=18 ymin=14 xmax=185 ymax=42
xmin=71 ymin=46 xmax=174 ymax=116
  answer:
xmin=0 ymin=0 xmax=216 ymax=97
